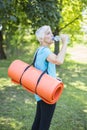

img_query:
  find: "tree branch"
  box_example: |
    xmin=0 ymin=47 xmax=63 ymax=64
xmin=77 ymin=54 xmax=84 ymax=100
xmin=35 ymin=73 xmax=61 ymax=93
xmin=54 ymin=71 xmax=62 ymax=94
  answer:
xmin=59 ymin=14 xmax=81 ymax=31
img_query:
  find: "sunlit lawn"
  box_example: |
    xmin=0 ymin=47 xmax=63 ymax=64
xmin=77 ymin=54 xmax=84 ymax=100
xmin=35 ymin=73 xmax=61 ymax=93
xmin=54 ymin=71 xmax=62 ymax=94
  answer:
xmin=0 ymin=44 xmax=87 ymax=130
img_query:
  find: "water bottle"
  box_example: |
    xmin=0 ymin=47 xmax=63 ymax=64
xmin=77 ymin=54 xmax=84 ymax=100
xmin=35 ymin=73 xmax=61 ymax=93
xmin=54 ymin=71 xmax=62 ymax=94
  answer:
xmin=0 ymin=24 xmax=2 ymax=31
xmin=52 ymin=35 xmax=61 ymax=42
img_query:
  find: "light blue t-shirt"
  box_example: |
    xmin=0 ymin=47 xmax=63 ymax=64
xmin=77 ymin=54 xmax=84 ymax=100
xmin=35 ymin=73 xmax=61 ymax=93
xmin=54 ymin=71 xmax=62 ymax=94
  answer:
xmin=34 ymin=46 xmax=56 ymax=101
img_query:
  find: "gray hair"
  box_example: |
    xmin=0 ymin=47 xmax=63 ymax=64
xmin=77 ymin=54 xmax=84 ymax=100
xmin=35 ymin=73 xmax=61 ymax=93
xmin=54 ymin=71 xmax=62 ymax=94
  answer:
xmin=35 ymin=25 xmax=51 ymax=42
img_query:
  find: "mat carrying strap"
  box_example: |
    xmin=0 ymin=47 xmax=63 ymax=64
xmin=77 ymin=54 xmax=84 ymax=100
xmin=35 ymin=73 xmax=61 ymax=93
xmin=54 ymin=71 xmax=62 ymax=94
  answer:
xmin=20 ymin=48 xmax=48 ymax=94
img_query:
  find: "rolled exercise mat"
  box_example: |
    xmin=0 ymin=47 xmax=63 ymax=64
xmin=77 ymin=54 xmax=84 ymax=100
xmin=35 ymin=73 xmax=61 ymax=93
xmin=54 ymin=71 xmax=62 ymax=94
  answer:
xmin=8 ymin=60 xmax=64 ymax=104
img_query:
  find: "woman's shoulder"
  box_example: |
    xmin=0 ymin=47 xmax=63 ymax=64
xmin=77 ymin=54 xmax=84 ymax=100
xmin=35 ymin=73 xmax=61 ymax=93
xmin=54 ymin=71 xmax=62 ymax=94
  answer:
xmin=38 ymin=46 xmax=51 ymax=53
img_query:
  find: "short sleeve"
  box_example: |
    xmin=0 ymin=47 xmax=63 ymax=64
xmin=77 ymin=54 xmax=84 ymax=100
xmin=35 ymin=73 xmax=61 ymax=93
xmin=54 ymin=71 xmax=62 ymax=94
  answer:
xmin=41 ymin=47 xmax=52 ymax=60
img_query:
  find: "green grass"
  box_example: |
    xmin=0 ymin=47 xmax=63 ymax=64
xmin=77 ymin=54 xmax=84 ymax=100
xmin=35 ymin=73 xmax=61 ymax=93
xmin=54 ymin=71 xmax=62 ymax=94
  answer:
xmin=0 ymin=46 xmax=87 ymax=130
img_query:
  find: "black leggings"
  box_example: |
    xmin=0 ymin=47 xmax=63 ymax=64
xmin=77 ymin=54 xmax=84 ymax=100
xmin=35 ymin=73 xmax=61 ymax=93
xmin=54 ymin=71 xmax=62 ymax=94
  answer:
xmin=31 ymin=100 xmax=56 ymax=130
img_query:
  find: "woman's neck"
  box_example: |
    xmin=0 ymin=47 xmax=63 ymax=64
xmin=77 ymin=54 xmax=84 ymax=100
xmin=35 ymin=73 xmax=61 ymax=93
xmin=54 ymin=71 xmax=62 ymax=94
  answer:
xmin=40 ymin=42 xmax=50 ymax=47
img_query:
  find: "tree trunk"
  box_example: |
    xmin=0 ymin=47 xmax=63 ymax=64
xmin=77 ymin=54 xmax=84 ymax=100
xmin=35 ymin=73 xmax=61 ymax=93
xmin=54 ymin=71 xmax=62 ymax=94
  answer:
xmin=0 ymin=31 xmax=7 ymax=59
xmin=54 ymin=41 xmax=60 ymax=55
xmin=53 ymin=28 xmax=60 ymax=54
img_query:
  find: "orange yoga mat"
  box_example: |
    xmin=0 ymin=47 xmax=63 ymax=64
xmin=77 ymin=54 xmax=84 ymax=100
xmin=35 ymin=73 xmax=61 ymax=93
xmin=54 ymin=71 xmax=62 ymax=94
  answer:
xmin=8 ymin=60 xmax=64 ymax=104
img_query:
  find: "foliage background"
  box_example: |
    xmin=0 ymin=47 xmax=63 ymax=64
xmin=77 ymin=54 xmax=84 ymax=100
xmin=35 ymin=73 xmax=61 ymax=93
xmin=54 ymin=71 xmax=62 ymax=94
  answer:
xmin=0 ymin=0 xmax=87 ymax=130
xmin=0 ymin=0 xmax=87 ymax=58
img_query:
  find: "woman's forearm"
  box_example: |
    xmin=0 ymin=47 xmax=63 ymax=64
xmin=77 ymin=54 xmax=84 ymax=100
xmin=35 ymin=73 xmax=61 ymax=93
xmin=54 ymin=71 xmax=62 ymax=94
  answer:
xmin=56 ymin=42 xmax=67 ymax=64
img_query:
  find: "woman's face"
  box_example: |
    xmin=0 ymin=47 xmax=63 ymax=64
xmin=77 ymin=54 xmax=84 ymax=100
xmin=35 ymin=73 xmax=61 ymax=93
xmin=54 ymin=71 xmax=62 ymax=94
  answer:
xmin=43 ymin=28 xmax=53 ymax=45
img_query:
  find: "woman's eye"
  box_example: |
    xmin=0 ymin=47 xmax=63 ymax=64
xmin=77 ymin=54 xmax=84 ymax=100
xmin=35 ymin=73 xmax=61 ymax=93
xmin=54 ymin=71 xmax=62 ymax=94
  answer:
xmin=47 ymin=32 xmax=50 ymax=35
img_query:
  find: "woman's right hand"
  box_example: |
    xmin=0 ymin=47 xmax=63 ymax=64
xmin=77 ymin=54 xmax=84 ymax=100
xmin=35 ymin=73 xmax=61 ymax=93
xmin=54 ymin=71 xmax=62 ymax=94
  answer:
xmin=60 ymin=34 xmax=69 ymax=44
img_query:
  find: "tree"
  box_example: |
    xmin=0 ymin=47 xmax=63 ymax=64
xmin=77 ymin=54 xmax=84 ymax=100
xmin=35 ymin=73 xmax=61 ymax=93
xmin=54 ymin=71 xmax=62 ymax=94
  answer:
xmin=0 ymin=25 xmax=6 ymax=59
xmin=25 ymin=0 xmax=87 ymax=53
xmin=0 ymin=0 xmax=28 ymax=59
xmin=23 ymin=0 xmax=62 ymax=54
xmin=0 ymin=0 xmax=87 ymax=59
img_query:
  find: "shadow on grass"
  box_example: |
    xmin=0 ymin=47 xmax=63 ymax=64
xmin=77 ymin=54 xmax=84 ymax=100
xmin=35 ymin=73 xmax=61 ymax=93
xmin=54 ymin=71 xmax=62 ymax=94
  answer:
xmin=0 ymin=58 xmax=87 ymax=130
xmin=52 ymin=61 xmax=87 ymax=130
xmin=57 ymin=59 xmax=87 ymax=87
xmin=52 ymin=90 xmax=87 ymax=130
xmin=0 ymin=85 xmax=36 ymax=130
